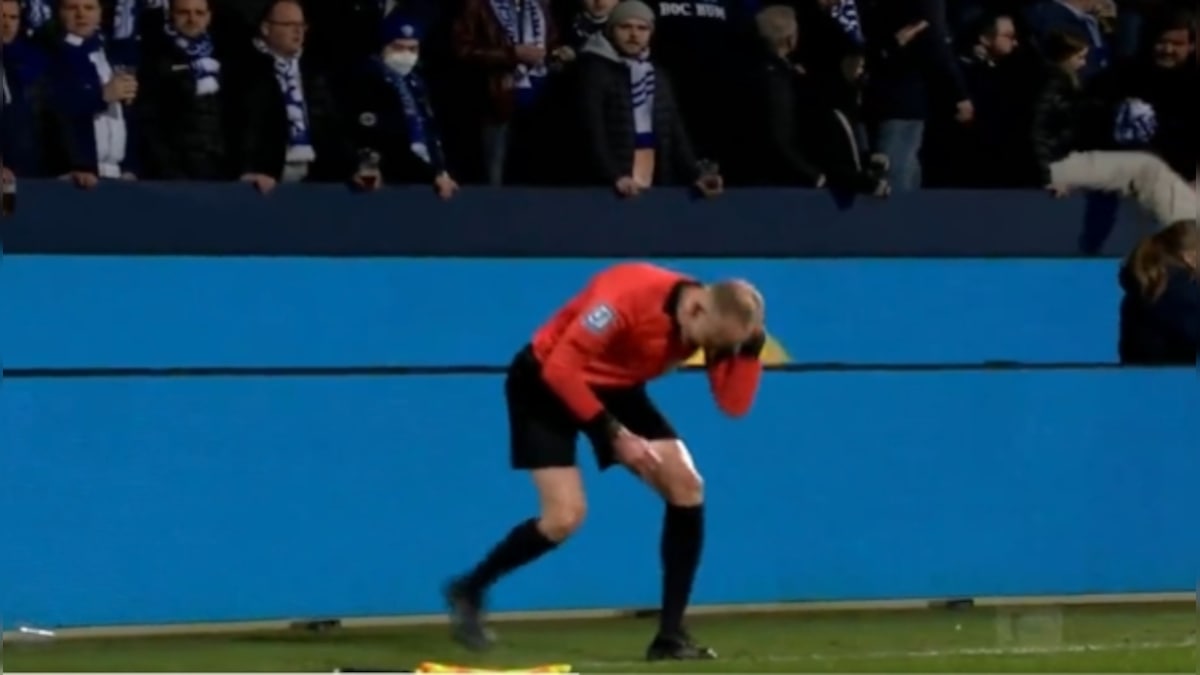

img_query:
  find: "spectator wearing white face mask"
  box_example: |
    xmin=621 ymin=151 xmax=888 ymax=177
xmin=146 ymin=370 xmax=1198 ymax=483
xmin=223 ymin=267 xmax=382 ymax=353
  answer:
xmin=349 ymin=13 xmax=459 ymax=199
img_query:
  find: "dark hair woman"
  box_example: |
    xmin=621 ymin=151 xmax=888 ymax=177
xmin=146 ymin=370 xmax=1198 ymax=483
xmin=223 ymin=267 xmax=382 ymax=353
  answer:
xmin=1030 ymin=29 xmax=1197 ymax=225
xmin=1118 ymin=220 xmax=1199 ymax=365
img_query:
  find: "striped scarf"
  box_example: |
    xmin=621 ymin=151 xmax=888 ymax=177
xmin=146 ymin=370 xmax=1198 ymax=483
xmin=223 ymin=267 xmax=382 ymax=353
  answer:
xmin=164 ymin=24 xmax=220 ymax=95
xmin=22 ymin=0 xmax=53 ymax=32
xmin=1114 ymin=98 xmax=1156 ymax=146
xmin=253 ymin=38 xmax=313 ymax=163
xmin=376 ymin=56 xmax=433 ymax=164
xmin=829 ymin=0 xmax=864 ymax=44
xmin=487 ymin=0 xmax=546 ymax=91
xmin=623 ymin=52 xmax=655 ymax=148
xmin=113 ymin=0 xmax=138 ymax=39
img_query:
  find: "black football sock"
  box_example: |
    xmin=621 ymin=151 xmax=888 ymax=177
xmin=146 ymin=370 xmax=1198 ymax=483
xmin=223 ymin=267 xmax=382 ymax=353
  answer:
xmin=659 ymin=503 xmax=705 ymax=638
xmin=463 ymin=518 xmax=558 ymax=595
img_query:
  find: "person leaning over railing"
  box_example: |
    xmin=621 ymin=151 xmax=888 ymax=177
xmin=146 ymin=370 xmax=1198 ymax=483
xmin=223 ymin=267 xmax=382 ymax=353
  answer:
xmin=1031 ymin=30 xmax=1196 ymax=228
xmin=1117 ymin=220 xmax=1199 ymax=365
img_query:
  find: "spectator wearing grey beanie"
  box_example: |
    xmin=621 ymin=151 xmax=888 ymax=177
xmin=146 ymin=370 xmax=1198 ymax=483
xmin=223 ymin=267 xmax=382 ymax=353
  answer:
xmin=574 ymin=0 xmax=723 ymax=199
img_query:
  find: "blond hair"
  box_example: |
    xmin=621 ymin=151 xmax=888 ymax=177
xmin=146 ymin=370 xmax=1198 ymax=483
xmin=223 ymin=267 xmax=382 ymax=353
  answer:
xmin=709 ymin=280 xmax=764 ymax=326
xmin=755 ymin=5 xmax=797 ymax=49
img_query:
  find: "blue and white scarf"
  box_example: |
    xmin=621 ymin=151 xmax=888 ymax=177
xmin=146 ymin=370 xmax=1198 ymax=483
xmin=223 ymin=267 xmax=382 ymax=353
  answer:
xmin=22 ymin=0 xmax=53 ymax=32
xmin=829 ymin=0 xmax=864 ymax=45
xmin=1114 ymin=98 xmax=1156 ymax=146
xmin=164 ymin=23 xmax=220 ymax=95
xmin=254 ymin=39 xmax=313 ymax=163
xmin=59 ymin=32 xmax=107 ymax=99
xmin=623 ymin=52 xmax=655 ymax=149
xmin=112 ymin=0 xmax=139 ymax=40
xmin=376 ymin=56 xmax=432 ymax=164
xmin=487 ymin=0 xmax=547 ymax=90
xmin=62 ymin=32 xmax=128 ymax=176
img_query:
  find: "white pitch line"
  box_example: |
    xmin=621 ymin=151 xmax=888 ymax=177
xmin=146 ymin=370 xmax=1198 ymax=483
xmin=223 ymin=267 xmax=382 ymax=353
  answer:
xmin=576 ymin=637 xmax=1197 ymax=667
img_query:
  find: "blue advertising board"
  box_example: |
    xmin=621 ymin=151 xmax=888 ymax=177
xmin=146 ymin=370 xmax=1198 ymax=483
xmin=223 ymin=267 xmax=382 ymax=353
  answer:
xmin=1 ymin=368 xmax=1195 ymax=628
xmin=1 ymin=186 xmax=1192 ymax=630
xmin=4 ymin=258 xmax=1125 ymax=369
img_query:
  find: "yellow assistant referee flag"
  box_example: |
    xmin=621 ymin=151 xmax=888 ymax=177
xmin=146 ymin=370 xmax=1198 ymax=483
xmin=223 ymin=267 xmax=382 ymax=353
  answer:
xmin=415 ymin=663 xmax=574 ymax=673
xmin=684 ymin=332 xmax=791 ymax=366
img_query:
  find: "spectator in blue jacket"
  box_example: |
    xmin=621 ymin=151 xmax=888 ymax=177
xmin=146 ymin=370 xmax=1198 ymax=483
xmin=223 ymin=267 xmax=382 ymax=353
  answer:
xmin=44 ymin=0 xmax=142 ymax=187
xmin=1118 ymin=220 xmax=1199 ymax=365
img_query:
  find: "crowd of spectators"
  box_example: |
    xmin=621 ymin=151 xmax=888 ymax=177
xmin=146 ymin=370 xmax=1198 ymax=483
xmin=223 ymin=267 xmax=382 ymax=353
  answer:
xmin=0 ymin=0 xmax=1195 ymax=199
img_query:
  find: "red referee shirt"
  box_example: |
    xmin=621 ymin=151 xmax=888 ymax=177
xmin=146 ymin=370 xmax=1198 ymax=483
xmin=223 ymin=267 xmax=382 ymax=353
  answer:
xmin=530 ymin=262 xmax=762 ymax=423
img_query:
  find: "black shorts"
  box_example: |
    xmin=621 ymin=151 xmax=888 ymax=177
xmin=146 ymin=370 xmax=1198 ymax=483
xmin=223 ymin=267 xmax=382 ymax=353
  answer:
xmin=505 ymin=345 xmax=678 ymax=470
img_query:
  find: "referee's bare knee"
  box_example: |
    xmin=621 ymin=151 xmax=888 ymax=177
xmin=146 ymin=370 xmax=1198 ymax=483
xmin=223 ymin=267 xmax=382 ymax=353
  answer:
xmin=532 ymin=467 xmax=587 ymax=542
xmin=648 ymin=440 xmax=705 ymax=507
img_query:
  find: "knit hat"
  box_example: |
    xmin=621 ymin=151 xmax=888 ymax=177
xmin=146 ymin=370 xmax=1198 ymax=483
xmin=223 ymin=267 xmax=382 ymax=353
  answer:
xmin=381 ymin=12 xmax=422 ymax=46
xmin=608 ymin=0 xmax=655 ymax=26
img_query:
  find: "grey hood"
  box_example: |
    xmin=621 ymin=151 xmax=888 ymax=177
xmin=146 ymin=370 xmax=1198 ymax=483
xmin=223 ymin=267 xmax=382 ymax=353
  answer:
xmin=580 ymin=31 xmax=622 ymax=63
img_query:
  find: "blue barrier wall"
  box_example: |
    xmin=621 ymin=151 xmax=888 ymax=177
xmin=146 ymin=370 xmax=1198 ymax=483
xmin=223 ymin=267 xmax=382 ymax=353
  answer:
xmin=1 ymin=181 xmax=1144 ymax=257
xmin=5 ymin=258 xmax=1124 ymax=368
xmin=4 ymin=252 xmax=1198 ymax=629
xmin=2 ymin=368 xmax=1196 ymax=628
xmin=2 ymin=186 xmax=1192 ymax=629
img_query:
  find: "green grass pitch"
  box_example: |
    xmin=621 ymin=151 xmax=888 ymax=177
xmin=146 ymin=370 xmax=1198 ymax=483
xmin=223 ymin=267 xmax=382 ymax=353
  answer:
xmin=5 ymin=603 xmax=1195 ymax=672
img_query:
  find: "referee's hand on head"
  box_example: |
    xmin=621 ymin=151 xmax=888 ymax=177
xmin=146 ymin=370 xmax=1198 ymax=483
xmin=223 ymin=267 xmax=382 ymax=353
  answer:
xmin=613 ymin=427 xmax=660 ymax=476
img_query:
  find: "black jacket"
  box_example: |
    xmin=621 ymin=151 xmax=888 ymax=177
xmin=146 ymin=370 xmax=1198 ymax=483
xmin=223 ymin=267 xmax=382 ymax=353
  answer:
xmin=749 ymin=52 xmax=878 ymax=192
xmin=1118 ymin=264 xmax=1200 ymax=365
xmin=927 ymin=52 xmax=1040 ymax=188
xmin=575 ymin=34 xmax=700 ymax=187
xmin=137 ymin=31 xmax=237 ymax=180
xmin=347 ymin=62 xmax=448 ymax=184
xmin=788 ymin=0 xmax=857 ymax=95
xmin=861 ymin=0 xmax=967 ymax=121
xmin=235 ymin=49 xmax=356 ymax=182
xmin=1030 ymin=66 xmax=1106 ymax=185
